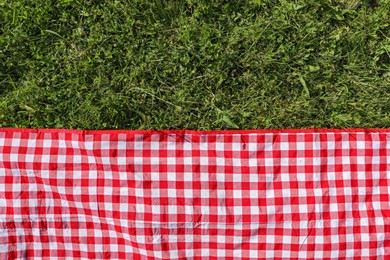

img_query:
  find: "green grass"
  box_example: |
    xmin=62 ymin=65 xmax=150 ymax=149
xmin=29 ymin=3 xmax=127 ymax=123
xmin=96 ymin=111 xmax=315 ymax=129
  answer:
xmin=1 ymin=0 xmax=389 ymax=129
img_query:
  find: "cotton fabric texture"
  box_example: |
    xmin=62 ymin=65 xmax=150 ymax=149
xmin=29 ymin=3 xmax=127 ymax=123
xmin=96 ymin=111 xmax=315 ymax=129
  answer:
xmin=0 ymin=128 xmax=389 ymax=259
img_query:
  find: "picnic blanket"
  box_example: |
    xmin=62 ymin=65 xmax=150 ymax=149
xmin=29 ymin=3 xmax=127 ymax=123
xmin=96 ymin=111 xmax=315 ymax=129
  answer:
xmin=0 ymin=128 xmax=389 ymax=259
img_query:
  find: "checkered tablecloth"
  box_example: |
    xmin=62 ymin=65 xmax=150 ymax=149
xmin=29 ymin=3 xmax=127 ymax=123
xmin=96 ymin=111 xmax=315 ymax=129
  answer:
xmin=0 ymin=128 xmax=389 ymax=259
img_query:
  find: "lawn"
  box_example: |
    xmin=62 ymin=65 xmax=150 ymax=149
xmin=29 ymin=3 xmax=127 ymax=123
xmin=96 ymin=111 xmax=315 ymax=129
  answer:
xmin=1 ymin=0 xmax=389 ymax=130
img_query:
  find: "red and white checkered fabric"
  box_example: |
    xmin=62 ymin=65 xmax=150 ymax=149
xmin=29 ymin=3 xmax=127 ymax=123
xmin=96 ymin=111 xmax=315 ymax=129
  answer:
xmin=0 ymin=128 xmax=389 ymax=259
